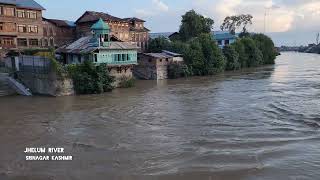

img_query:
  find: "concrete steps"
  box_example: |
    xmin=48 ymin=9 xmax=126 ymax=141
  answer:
xmin=0 ymin=73 xmax=16 ymax=96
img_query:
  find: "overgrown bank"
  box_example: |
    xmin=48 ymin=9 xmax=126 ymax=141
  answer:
xmin=148 ymin=10 xmax=277 ymax=78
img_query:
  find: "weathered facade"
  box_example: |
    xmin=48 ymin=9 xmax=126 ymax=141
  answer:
xmin=57 ymin=18 xmax=139 ymax=83
xmin=75 ymin=11 xmax=149 ymax=52
xmin=42 ymin=18 xmax=75 ymax=48
xmin=0 ymin=0 xmax=45 ymax=51
xmin=134 ymin=51 xmax=184 ymax=80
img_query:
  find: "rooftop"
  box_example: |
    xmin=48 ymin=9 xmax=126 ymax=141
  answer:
xmin=91 ymin=18 xmax=110 ymax=30
xmin=143 ymin=53 xmax=174 ymax=59
xmin=0 ymin=0 xmax=45 ymax=10
xmin=212 ymin=31 xmax=238 ymax=41
xmin=57 ymin=36 xmax=139 ymax=54
xmin=75 ymin=11 xmax=147 ymax=25
xmin=43 ymin=18 xmax=75 ymax=27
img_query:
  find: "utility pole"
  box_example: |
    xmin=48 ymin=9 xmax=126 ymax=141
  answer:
xmin=316 ymin=32 xmax=319 ymax=45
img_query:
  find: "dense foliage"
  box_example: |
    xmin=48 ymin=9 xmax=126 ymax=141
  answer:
xmin=167 ymin=63 xmax=190 ymax=79
xmin=179 ymin=10 xmax=214 ymax=41
xmin=223 ymin=45 xmax=240 ymax=71
xmin=252 ymin=34 xmax=278 ymax=65
xmin=147 ymin=10 xmax=276 ymax=78
xmin=66 ymin=61 xmax=115 ymax=94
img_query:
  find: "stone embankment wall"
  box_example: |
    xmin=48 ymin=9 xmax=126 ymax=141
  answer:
xmin=17 ymin=71 xmax=74 ymax=96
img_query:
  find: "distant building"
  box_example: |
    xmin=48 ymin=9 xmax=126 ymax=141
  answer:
xmin=0 ymin=0 xmax=45 ymax=51
xmin=42 ymin=18 xmax=76 ymax=48
xmin=57 ymin=18 xmax=139 ymax=82
xmin=134 ymin=50 xmax=184 ymax=80
xmin=75 ymin=11 xmax=150 ymax=52
xmin=212 ymin=31 xmax=237 ymax=48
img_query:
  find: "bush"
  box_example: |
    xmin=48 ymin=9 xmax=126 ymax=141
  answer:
xmin=147 ymin=37 xmax=171 ymax=53
xmin=223 ymin=45 xmax=240 ymax=71
xmin=66 ymin=61 xmax=115 ymax=94
xmin=118 ymin=76 xmax=135 ymax=88
xmin=252 ymin=34 xmax=277 ymax=65
xmin=232 ymin=37 xmax=263 ymax=68
xmin=167 ymin=63 xmax=190 ymax=79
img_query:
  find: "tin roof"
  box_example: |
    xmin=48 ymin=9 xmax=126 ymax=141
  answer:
xmin=0 ymin=0 xmax=45 ymax=10
xmin=212 ymin=31 xmax=237 ymax=41
xmin=143 ymin=53 xmax=173 ymax=59
xmin=57 ymin=36 xmax=139 ymax=54
xmin=162 ymin=50 xmax=182 ymax=57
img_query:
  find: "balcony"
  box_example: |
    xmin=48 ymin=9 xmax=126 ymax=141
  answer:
xmin=97 ymin=60 xmax=137 ymax=66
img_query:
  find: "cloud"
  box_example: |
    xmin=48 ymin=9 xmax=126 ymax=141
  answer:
xmin=190 ymin=0 xmax=320 ymax=33
xmin=135 ymin=0 xmax=168 ymax=18
xmin=153 ymin=0 xmax=169 ymax=12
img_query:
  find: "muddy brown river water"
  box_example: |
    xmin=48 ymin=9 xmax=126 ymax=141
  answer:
xmin=0 ymin=52 xmax=320 ymax=180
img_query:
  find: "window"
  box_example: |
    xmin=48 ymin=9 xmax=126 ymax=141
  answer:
xmin=17 ymin=38 xmax=28 ymax=47
xmin=94 ymin=54 xmax=98 ymax=62
xmin=0 ymin=22 xmax=3 ymax=31
xmin=5 ymin=23 xmax=15 ymax=32
xmin=218 ymin=40 xmax=222 ymax=45
xmin=27 ymin=11 xmax=37 ymax=19
xmin=160 ymin=59 xmax=163 ymax=62
xmin=0 ymin=7 xmax=3 ymax=15
xmin=43 ymin=39 xmax=48 ymax=47
xmin=49 ymin=38 xmax=54 ymax=46
xmin=166 ymin=58 xmax=169 ymax=62
xmin=43 ymin=27 xmax=47 ymax=36
xmin=1 ymin=38 xmax=14 ymax=46
xmin=225 ymin=40 xmax=230 ymax=45
xmin=29 ymin=39 xmax=38 ymax=46
xmin=28 ymin=25 xmax=38 ymax=33
xmin=16 ymin=10 xmax=25 ymax=18
xmin=4 ymin=7 xmax=15 ymax=16
xmin=18 ymin=25 xmax=27 ymax=33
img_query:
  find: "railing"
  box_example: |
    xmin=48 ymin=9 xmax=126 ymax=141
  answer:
xmin=19 ymin=56 xmax=51 ymax=74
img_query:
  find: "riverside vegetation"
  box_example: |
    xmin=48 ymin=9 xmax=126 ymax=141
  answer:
xmin=20 ymin=10 xmax=277 ymax=94
xmin=148 ymin=10 xmax=277 ymax=78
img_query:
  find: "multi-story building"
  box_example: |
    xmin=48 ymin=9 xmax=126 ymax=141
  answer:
xmin=42 ymin=18 xmax=76 ymax=48
xmin=0 ymin=0 xmax=45 ymax=51
xmin=75 ymin=11 xmax=149 ymax=52
xmin=57 ymin=18 xmax=139 ymax=85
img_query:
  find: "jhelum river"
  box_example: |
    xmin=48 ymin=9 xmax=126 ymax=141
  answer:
xmin=0 ymin=52 xmax=319 ymax=180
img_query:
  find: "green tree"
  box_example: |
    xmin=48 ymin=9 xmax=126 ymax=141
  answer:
xmin=231 ymin=40 xmax=247 ymax=68
xmin=221 ymin=14 xmax=253 ymax=34
xmin=179 ymin=10 xmax=214 ymax=41
xmin=67 ymin=61 xmax=115 ymax=94
xmin=240 ymin=37 xmax=263 ymax=67
xmin=223 ymin=45 xmax=240 ymax=71
xmin=252 ymin=34 xmax=277 ymax=65
xmin=147 ymin=37 xmax=170 ymax=53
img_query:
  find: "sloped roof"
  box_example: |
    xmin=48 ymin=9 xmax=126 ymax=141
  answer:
xmin=0 ymin=0 xmax=45 ymax=10
xmin=162 ymin=50 xmax=182 ymax=57
xmin=76 ymin=11 xmax=123 ymax=24
xmin=57 ymin=36 xmax=139 ymax=54
xmin=143 ymin=53 xmax=173 ymax=59
xmin=43 ymin=18 xmax=75 ymax=27
xmin=123 ymin=17 xmax=145 ymax=22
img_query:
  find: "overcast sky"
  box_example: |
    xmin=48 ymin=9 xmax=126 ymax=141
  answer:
xmin=38 ymin=0 xmax=320 ymax=46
